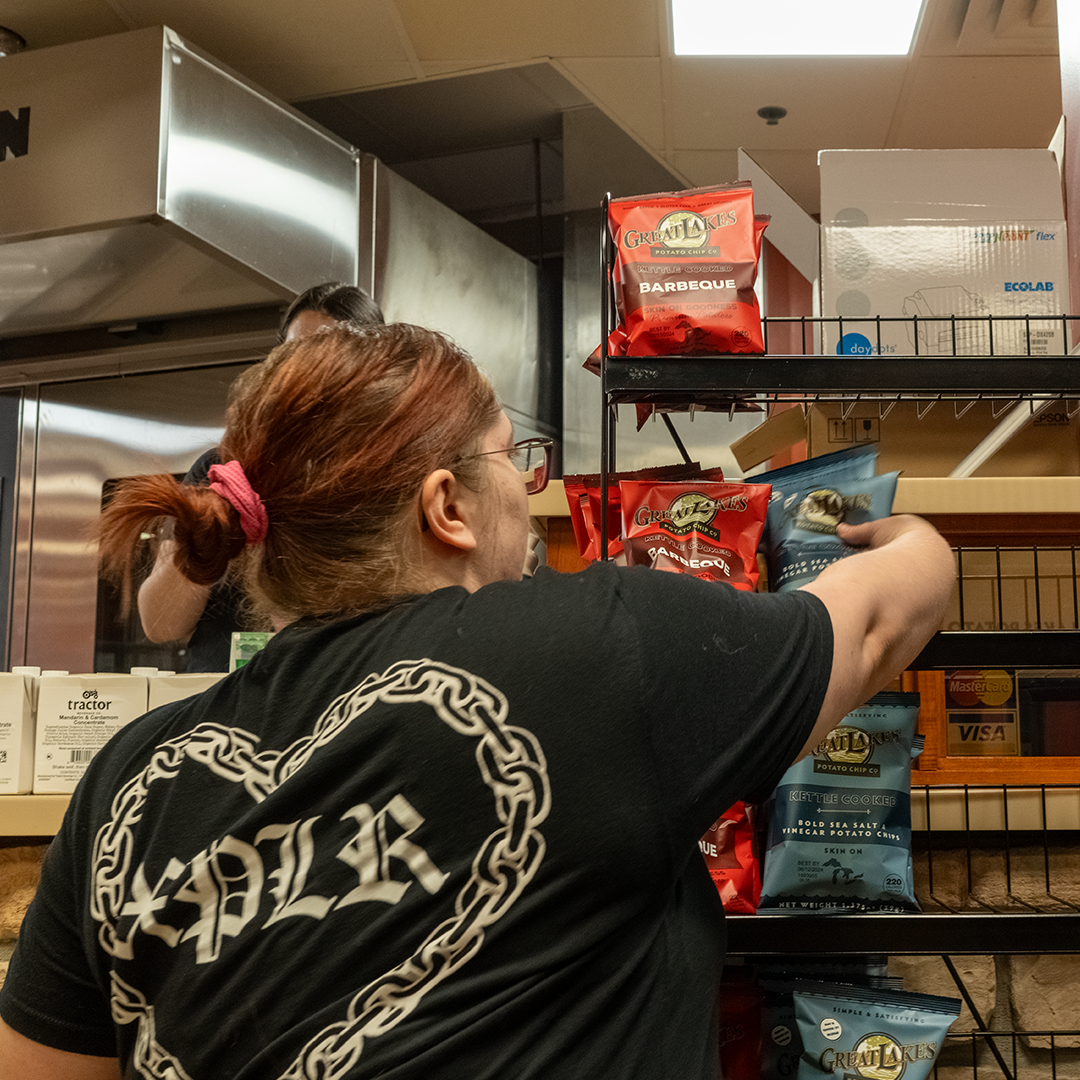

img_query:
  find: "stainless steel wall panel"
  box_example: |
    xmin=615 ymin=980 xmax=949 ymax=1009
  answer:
xmin=7 ymin=388 xmax=34 ymax=668
xmin=357 ymin=155 xmax=378 ymax=298
xmin=22 ymin=362 xmax=251 ymax=673
xmin=373 ymin=163 xmax=542 ymax=435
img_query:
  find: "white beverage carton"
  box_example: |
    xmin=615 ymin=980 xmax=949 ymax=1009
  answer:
xmin=10 ymin=665 xmax=42 ymax=708
xmin=148 ymin=672 xmax=227 ymax=709
xmin=0 ymin=671 xmax=36 ymax=794
xmin=33 ymin=673 xmax=150 ymax=794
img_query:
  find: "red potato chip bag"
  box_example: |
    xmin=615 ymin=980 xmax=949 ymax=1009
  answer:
xmin=718 ymin=967 xmax=764 ymax=1080
xmin=619 ymin=480 xmax=770 ymax=589
xmin=608 ymin=184 xmax=768 ymax=356
xmin=564 ymin=464 xmax=725 ymax=564
xmin=700 ymin=802 xmax=761 ymax=914
xmin=586 ymin=467 xmax=725 ymax=564
xmin=561 ymin=485 xmax=597 ymax=563
xmin=583 ymin=326 xmax=628 ymax=377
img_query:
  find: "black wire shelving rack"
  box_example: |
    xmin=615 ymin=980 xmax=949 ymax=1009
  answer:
xmin=596 ymin=196 xmax=1080 ymax=1038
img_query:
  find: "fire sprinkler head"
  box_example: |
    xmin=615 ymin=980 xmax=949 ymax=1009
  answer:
xmin=757 ymin=106 xmax=787 ymax=125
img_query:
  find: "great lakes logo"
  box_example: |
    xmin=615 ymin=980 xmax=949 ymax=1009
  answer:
xmin=795 ymin=487 xmax=872 ymax=535
xmin=632 ymin=489 xmax=748 ymax=536
xmin=813 ymin=724 xmax=900 ymax=778
xmin=821 ymin=1032 xmax=938 ymax=1079
xmin=622 ymin=208 xmax=737 ymax=253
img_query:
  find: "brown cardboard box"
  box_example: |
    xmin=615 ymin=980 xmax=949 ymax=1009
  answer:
xmin=808 ymin=400 xmax=1080 ymax=477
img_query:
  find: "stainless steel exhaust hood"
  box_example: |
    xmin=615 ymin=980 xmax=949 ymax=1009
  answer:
xmin=0 ymin=26 xmax=360 ymax=337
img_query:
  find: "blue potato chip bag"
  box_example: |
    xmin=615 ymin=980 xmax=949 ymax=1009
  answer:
xmin=758 ymin=969 xmax=901 ymax=1080
xmin=759 ymin=693 xmax=921 ymax=913
xmin=755 ymin=446 xmax=898 ymax=593
xmin=793 ymin=983 xmax=960 ymax=1080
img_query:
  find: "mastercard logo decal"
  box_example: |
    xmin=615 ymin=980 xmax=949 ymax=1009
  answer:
xmin=946 ymin=668 xmax=1014 ymax=708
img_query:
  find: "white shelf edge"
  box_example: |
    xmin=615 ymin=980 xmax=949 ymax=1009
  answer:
xmin=0 ymin=794 xmax=70 ymax=837
xmin=5 ymin=788 xmax=1076 ymax=838
xmin=533 ymin=477 xmax=1080 ymax=519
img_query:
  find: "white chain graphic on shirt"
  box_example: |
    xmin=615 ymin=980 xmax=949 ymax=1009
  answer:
xmin=89 ymin=659 xmax=550 ymax=1080
xmin=110 ymin=973 xmax=194 ymax=1080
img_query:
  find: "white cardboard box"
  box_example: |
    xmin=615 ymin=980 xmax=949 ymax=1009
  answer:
xmin=818 ymin=148 xmax=1069 ymax=358
xmin=148 ymin=672 xmax=227 ymax=709
xmin=0 ymin=672 xmax=36 ymax=794
xmin=33 ymin=674 xmax=149 ymax=794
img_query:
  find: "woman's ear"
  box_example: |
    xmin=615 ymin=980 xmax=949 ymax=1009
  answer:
xmin=419 ymin=469 xmax=479 ymax=552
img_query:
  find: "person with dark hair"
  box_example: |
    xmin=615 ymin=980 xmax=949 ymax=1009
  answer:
xmin=278 ymin=280 xmax=384 ymax=342
xmin=137 ymin=283 xmax=385 ymax=671
xmin=0 ymin=324 xmax=955 ymax=1080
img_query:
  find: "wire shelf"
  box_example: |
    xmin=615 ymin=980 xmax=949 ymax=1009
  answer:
xmin=914 ymin=784 xmax=1080 ymax=916
xmin=937 ymin=1030 xmax=1080 ymax=1080
xmin=951 ymin=547 xmax=1080 ymax=633
xmin=758 ymin=313 xmax=1080 ymax=360
xmin=600 ymin=350 xmax=1080 ymax=408
xmin=916 ymin=546 xmax=1080 ymax=669
xmin=725 ymin=783 xmax=1079 ymax=955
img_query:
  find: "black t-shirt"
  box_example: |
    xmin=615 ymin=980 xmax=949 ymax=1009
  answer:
xmin=1 ymin=564 xmax=832 ymax=1079
xmin=181 ymin=448 xmax=245 ymax=672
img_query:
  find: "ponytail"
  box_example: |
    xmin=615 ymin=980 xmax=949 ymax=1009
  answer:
xmin=98 ymin=474 xmax=247 ymax=592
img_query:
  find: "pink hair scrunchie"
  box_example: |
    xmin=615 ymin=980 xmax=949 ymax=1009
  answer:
xmin=208 ymin=460 xmax=269 ymax=546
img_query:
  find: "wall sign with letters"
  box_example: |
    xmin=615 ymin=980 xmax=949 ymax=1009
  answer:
xmin=0 ymin=106 xmax=30 ymax=161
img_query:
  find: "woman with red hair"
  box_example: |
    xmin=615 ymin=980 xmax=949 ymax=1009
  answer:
xmin=0 ymin=323 xmax=953 ymax=1080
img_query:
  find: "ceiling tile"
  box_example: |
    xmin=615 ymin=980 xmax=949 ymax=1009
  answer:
xmin=559 ymin=57 xmax=667 ymax=151
xmin=0 ymin=1 xmax=128 ymax=49
xmin=668 ymin=149 xmax=740 ymax=187
xmin=887 ymin=55 xmax=1062 ymax=148
xmin=116 ymin=0 xmax=415 ymax=99
xmin=667 ymin=58 xmax=910 ymax=151
xmin=393 ymin=0 xmax=661 ymax=60
xmin=247 ymin=61 xmax=420 ymax=101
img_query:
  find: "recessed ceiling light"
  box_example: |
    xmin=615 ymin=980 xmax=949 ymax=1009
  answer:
xmin=671 ymin=0 xmax=926 ymax=56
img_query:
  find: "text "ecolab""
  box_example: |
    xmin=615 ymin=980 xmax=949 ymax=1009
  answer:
xmin=1004 ymin=281 xmax=1054 ymax=292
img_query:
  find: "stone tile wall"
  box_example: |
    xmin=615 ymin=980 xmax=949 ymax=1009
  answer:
xmin=894 ymin=836 xmax=1080 ymax=1080
xmin=0 ymin=841 xmax=46 ymax=988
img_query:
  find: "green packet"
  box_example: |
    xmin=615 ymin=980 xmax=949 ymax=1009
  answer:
xmin=793 ymin=982 xmax=960 ymax=1080
xmin=228 ymin=631 xmax=273 ymax=671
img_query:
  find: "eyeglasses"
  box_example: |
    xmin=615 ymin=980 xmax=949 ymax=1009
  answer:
xmin=468 ymin=437 xmax=553 ymax=496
